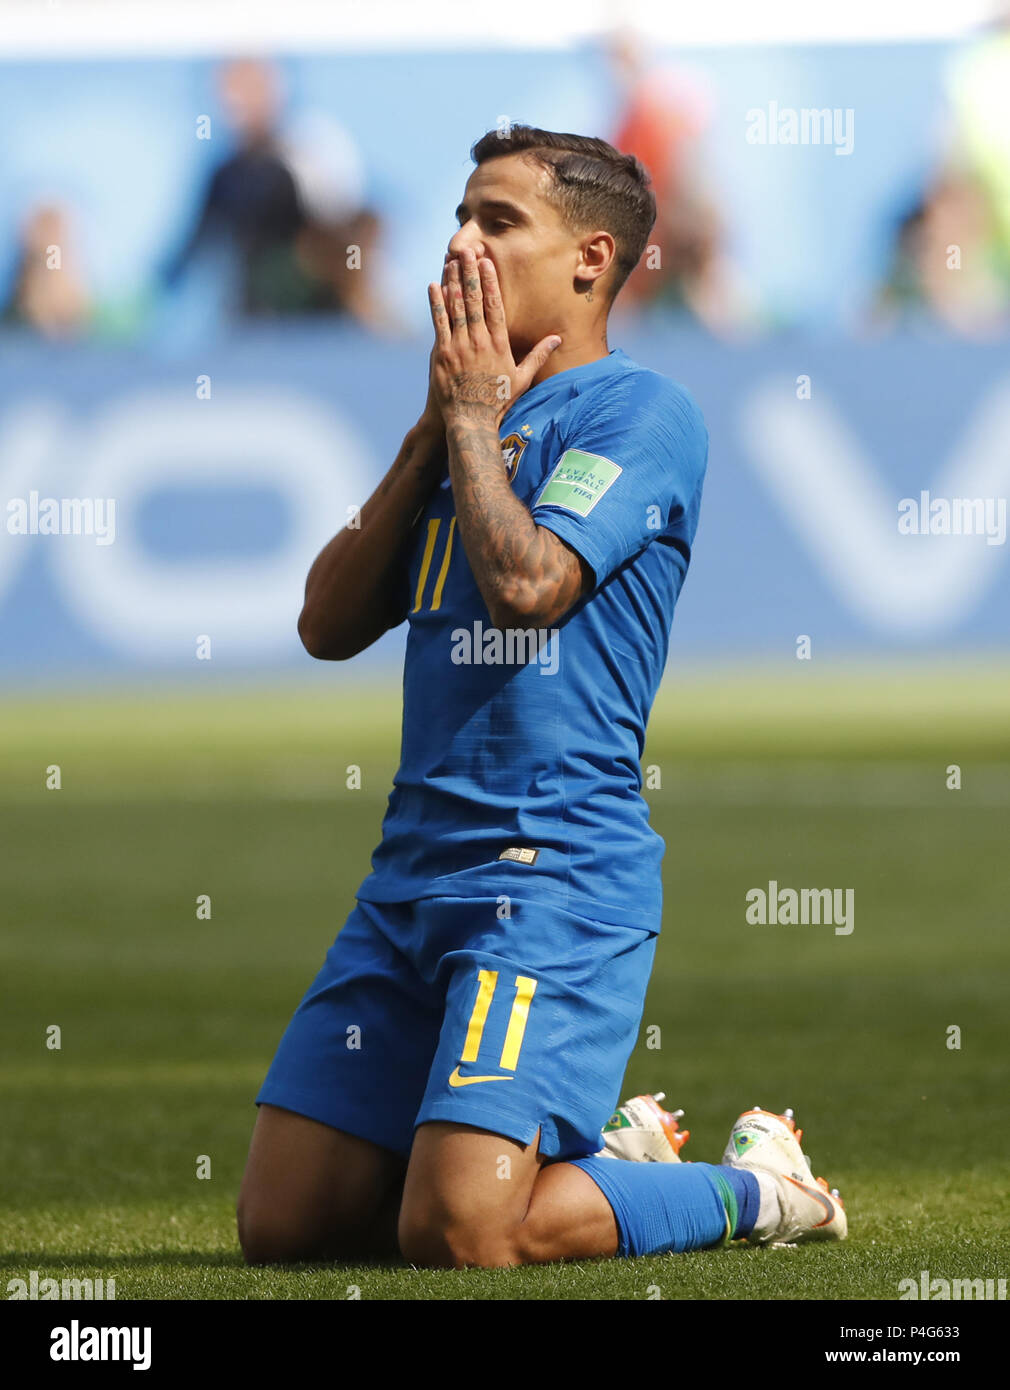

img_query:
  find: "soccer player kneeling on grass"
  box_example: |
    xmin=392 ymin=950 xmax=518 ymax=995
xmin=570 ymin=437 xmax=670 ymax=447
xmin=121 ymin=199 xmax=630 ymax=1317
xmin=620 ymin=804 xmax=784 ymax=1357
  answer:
xmin=237 ymin=125 xmax=847 ymax=1268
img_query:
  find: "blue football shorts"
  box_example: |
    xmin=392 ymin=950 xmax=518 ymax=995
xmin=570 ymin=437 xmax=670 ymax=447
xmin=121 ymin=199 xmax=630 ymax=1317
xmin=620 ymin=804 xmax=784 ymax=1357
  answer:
xmin=255 ymin=894 xmax=657 ymax=1159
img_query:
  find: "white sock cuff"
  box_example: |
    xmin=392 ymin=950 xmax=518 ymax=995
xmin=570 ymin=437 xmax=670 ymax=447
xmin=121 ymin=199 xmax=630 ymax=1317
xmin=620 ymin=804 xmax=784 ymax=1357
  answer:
xmin=750 ymin=1170 xmax=782 ymax=1241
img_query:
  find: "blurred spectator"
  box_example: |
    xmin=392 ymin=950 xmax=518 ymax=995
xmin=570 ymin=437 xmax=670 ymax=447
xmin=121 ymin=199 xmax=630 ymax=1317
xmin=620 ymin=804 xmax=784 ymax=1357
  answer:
xmin=165 ymin=58 xmax=400 ymax=331
xmin=945 ymin=4 xmax=1010 ymax=283
xmin=606 ymin=30 xmax=760 ymax=338
xmin=871 ymin=9 xmax=1010 ymax=336
xmin=872 ymin=172 xmax=1010 ymax=336
xmin=282 ymin=108 xmax=402 ymax=333
xmin=2 ymin=203 xmax=90 ymax=339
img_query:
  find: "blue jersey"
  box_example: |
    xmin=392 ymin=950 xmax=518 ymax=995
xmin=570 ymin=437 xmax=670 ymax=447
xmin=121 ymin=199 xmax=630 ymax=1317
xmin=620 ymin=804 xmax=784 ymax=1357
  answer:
xmin=356 ymin=347 xmax=708 ymax=931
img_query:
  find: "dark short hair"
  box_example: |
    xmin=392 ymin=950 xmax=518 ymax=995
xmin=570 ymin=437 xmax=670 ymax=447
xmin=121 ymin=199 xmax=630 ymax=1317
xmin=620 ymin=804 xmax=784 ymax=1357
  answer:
xmin=469 ymin=124 xmax=656 ymax=303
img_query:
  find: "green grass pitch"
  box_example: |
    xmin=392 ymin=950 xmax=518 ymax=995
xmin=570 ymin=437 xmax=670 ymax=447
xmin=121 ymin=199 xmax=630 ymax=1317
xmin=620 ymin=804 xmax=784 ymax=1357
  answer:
xmin=2 ymin=665 xmax=1009 ymax=1300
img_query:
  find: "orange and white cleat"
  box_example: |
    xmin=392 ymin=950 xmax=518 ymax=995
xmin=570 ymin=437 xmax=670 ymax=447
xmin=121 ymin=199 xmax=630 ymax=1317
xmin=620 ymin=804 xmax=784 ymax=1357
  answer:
xmin=598 ymin=1092 xmax=691 ymax=1163
xmin=722 ymin=1105 xmax=847 ymax=1247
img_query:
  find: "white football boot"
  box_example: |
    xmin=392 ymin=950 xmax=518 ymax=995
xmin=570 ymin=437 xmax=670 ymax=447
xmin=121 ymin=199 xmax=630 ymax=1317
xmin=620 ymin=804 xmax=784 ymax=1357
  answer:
xmin=598 ymin=1092 xmax=690 ymax=1163
xmin=722 ymin=1105 xmax=847 ymax=1247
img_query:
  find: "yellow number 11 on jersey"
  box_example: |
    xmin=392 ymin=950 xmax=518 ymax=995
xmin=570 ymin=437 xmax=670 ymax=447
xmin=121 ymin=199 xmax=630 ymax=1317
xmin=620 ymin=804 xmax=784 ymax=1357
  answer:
xmin=447 ymin=969 xmax=538 ymax=1086
xmin=412 ymin=517 xmax=457 ymax=613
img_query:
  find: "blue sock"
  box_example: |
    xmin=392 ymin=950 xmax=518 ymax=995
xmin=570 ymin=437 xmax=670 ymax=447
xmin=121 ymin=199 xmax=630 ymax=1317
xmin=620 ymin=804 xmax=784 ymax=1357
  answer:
xmin=721 ymin=1164 xmax=760 ymax=1238
xmin=569 ymin=1157 xmax=760 ymax=1256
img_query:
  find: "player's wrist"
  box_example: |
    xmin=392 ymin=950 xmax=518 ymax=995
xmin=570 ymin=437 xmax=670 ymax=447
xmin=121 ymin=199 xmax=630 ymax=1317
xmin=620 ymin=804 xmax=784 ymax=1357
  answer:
xmin=412 ymin=411 xmax=446 ymax=447
xmin=407 ymin=413 xmax=448 ymax=468
xmin=443 ymin=403 xmax=502 ymax=437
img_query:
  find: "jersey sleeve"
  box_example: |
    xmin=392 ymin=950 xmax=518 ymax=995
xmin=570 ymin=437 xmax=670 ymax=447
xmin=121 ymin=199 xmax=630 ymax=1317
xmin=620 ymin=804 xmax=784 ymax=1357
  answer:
xmin=530 ymin=371 xmax=708 ymax=591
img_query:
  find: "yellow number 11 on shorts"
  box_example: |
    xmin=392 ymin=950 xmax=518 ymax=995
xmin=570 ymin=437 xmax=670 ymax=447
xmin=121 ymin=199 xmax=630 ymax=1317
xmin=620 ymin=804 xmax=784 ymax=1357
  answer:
xmin=449 ymin=970 xmax=538 ymax=1085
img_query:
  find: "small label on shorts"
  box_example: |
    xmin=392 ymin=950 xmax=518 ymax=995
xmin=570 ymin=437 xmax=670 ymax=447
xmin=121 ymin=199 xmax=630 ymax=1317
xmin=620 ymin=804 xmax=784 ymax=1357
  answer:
xmin=498 ymin=846 xmax=539 ymax=865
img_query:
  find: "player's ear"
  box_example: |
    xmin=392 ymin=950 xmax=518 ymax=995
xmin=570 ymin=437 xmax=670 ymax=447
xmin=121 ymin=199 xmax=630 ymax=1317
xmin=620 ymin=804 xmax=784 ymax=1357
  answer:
xmin=576 ymin=230 xmax=616 ymax=287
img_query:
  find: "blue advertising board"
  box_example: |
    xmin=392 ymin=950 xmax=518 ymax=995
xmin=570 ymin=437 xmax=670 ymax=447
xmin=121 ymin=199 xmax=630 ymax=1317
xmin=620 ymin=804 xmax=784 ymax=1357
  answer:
xmin=1 ymin=322 xmax=1007 ymax=682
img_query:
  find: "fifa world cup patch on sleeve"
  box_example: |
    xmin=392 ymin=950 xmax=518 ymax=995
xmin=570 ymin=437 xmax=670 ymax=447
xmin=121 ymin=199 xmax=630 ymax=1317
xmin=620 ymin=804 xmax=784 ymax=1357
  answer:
xmin=536 ymin=449 xmax=621 ymax=516
xmin=498 ymin=846 xmax=539 ymax=865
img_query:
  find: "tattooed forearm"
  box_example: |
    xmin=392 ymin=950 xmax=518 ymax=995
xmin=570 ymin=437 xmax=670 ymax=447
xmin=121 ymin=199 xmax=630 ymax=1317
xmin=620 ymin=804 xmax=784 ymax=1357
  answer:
xmin=445 ymin=413 xmax=588 ymax=629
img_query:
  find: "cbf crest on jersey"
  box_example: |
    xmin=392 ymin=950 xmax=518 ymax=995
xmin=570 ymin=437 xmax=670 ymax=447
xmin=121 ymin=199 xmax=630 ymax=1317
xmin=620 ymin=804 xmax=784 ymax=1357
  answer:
xmin=500 ymin=432 xmax=529 ymax=484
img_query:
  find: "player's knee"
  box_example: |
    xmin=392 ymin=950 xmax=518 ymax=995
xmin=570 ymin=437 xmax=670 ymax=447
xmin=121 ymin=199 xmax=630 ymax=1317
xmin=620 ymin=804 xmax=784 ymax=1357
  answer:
xmin=237 ymin=1195 xmax=320 ymax=1266
xmin=511 ymin=1213 xmax=560 ymax=1267
xmin=236 ymin=1199 xmax=286 ymax=1265
xmin=397 ymin=1205 xmax=518 ymax=1269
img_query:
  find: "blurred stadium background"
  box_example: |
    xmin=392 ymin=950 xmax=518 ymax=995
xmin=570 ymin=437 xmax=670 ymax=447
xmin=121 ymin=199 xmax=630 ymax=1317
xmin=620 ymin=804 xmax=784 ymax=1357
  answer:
xmin=2 ymin=1 xmax=1009 ymax=1299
